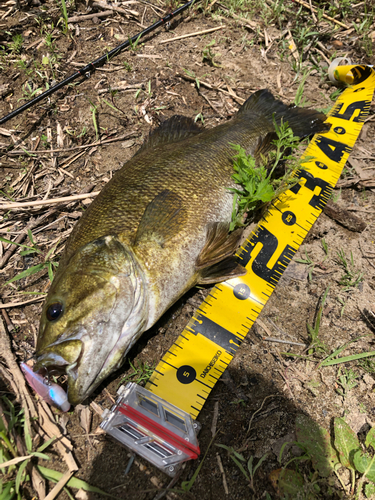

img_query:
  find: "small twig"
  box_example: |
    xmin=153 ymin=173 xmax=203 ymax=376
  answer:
xmin=0 ymin=297 xmax=45 ymax=309
xmin=256 ymin=318 xmax=273 ymax=337
xmin=313 ymin=47 xmax=331 ymax=65
xmin=0 ymin=297 xmax=16 ymax=331
xmin=93 ymin=1 xmax=138 ymax=18
xmin=44 ymin=470 xmax=76 ymax=500
xmin=278 ymin=369 xmax=295 ymax=399
xmin=247 ymin=395 xmax=280 ymax=434
xmin=200 ymin=91 xmax=223 ymax=115
xmin=160 ymin=26 xmax=224 ymax=44
xmin=124 ymin=454 xmax=135 ymax=475
xmin=0 ymin=191 xmax=99 ymax=210
xmin=293 ymin=0 xmax=349 ymax=29
xmin=177 ymin=72 xmax=245 ymax=104
xmin=211 ymin=401 xmax=219 ymax=437
xmin=216 ymin=453 xmax=229 ymax=495
xmin=6 ymin=132 xmax=138 ymax=156
xmin=98 ymin=84 xmax=145 ymax=94
xmin=308 ymin=0 xmax=317 ymax=23
xmin=263 ymin=337 xmax=307 ymax=347
xmin=59 ymin=150 xmax=86 ymax=170
xmin=136 ymin=54 xmax=162 ymax=59
xmin=67 ymin=10 xmax=114 ymax=22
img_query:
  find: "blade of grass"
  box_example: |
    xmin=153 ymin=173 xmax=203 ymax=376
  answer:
xmin=5 ymin=263 xmax=46 ymax=285
xmin=0 ymin=236 xmax=39 ymax=253
xmin=321 ymin=351 xmax=375 ymax=367
xmin=318 ymin=334 xmax=372 ymax=368
xmin=37 ymin=466 xmax=119 ymax=498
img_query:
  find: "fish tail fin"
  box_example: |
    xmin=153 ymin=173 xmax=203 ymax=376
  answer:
xmin=239 ymin=89 xmax=330 ymax=137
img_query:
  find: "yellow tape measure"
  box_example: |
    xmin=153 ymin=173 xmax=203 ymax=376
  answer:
xmin=146 ymin=65 xmax=375 ymax=418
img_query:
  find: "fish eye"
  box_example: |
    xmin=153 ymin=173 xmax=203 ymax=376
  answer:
xmin=46 ymin=302 xmax=63 ymax=322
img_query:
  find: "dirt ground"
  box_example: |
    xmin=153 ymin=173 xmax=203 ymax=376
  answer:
xmin=1 ymin=0 xmax=375 ymax=499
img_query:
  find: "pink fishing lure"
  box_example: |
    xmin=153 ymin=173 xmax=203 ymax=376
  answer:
xmin=20 ymin=362 xmax=70 ymax=412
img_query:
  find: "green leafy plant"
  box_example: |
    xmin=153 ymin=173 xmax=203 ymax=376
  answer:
xmin=18 ymin=82 xmax=43 ymax=102
xmin=337 ymin=296 xmax=346 ymax=317
xmin=335 ymin=367 xmax=359 ymax=398
xmin=216 ymin=444 xmax=268 ymax=493
xmin=134 ymin=82 xmax=152 ymax=101
xmin=182 ymin=68 xmax=207 ymax=90
xmin=306 ymin=287 xmax=329 ymax=356
xmin=228 ymin=146 xmax=274 ymax=230
xmin=0 ymin=230 xmax=59 ymax=285
xmin=336 ymin=249 xmax=364 ymax=290
xmin=334 ymin=418 xmax=375 ymax=498
xmin=117 ymin=360 xmax=155 ymax=388
xmin=317 ymin=334 xmax=375 ymax=369
xmin=128 ymin=33 xmax=142 ymax=52
xmin=202 ymin=40 xmax=221 ymax=67
xmin=294 ymin=70 xmax=311 ymax=107
xmin=275 ymin=415 xmax=343 ymax=497
xmin=8 ymin=34 xmax=23 ymax=55
xmin=0 ymin=396 xmax=55 ymax=499
xmin=89 ymin=101 xmax=99 ymax=141
xmin=57 ymin=0 xmax=69 ymax=34
xmin=194 ymin=112 xmax=204 ymax=124
xmin=229 ymin=120 xmax=304 ymax=231
xmin=295 ymin=250 xmax=315 ymax=281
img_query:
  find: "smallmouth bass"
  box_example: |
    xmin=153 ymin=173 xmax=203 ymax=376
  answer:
xmin=34 ymin=89 xmax=329 ymax=405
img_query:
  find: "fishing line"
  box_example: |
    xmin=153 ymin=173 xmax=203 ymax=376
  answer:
xmin=0 ymin=0 xmax=196 ymax=126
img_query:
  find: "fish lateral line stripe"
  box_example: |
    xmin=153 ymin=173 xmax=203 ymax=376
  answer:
xmin=146 ymin=68 xmax=375 ymax=418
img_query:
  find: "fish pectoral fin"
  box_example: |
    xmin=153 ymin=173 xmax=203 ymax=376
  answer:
xmin=134 ymin=190 xmax=186 ymax=247
xmin=135 ymin=115 xmax=202 ymax=155
xmin=196 ymin=222 xmax=242 ymax=269
xmin=198 ymin=257 xmax=246 ymax=284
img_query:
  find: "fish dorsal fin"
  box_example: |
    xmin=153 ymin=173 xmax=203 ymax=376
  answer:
xmin=196 ymin=222 xmax=243 ymax=269
xmin=136 ymin=115 xmax=203 ymax=155
xmin=199 ymin=257 xmax=247 ymax=284
xmin=238 ymin=89 xmax=330 ymax=138
xmin=134 ymin=190 xmax=186 ymax=247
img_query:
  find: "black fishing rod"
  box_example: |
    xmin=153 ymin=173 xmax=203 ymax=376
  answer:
xmin=0 ymin=0 xmax=196 ymax=126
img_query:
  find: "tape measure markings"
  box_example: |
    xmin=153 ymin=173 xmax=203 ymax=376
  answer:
xmin=146 ymin=66 xmax=375 ymax=419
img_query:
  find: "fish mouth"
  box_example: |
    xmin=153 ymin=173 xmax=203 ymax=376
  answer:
xmin=34 ymin=335 xmax=85 ymax=398
xmin=35 ymin=324 xmax=129 ymax=405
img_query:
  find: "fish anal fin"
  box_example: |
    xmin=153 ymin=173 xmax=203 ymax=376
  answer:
xmin=199 ymin=257 xmax=247 ymax=284
xmin=196 ymin=222 xmax=242 ymax=269
xmin=135 ymin=190 xmax=186 ymax=247
xmin=136 ymin=115 xmax=202 ymax=155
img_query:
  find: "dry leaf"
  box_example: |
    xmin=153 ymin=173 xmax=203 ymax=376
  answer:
xmin=79 ymin=406 xmax=92 ymax=434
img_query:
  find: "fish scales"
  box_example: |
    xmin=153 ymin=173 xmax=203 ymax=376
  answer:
xmin=34 ymin=89 xmax=330 ymax=405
